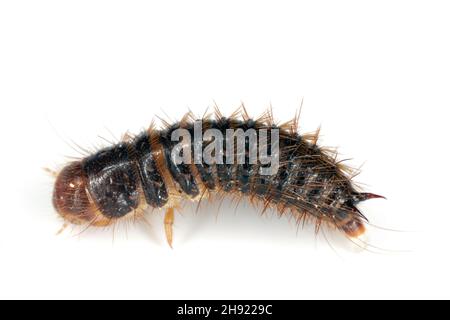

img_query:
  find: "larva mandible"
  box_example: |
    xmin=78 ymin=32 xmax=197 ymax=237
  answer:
xmin=52 ymin=107 xmax=383 ymax=247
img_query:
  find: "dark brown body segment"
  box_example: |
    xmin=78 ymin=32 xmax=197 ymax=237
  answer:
xmin=159 ymin=124 xmax=200 ymax=198
xmin=82 ymin=143 xmax=140 ymax=218
xmin=133 ymin=132 xmax=169 ymax=207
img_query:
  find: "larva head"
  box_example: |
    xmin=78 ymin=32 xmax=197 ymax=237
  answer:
xmin=334 ymin=192 xmax=385 ymax=238
xmin=52 ymin=162 xmax=105 ymax=226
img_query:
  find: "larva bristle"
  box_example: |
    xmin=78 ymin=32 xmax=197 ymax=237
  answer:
xmin=52 ymin=107 xmax=383 ymax=244
xmin=255 ymin=106 xmax=275 ymax=127
xmin=180 ymin=110 xmax=196 ymax=127
xmin=213 ymin=102 xmax=224 ymax=120
xmin=239 ymin=103 xmax=251 ymax=122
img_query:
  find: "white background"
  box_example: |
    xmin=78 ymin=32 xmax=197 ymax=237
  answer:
xmin=0 ymin=1 xmax=449 ymax=299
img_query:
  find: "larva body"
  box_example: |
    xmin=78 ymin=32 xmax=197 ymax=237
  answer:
xmin=53 ymin=109 xmax=382 ymax=246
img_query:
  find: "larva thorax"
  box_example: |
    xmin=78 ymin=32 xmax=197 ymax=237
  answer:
xmin=52 ymin=111 xmax=382 ymax=243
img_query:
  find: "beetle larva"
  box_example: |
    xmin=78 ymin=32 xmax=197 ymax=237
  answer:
xmin=52 ymin=108 xmax=383 ymax=247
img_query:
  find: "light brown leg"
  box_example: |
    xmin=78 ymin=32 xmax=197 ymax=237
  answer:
xmin=164 ymin=208 xmax=175 ymax=248
xmin=43 ymin=167 xmax=58 ymax=178
xmin=56 ymin=223 xmax=68 ymax=235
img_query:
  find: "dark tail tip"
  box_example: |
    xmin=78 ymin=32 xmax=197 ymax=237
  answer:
xmin=358 ymin=192 xmax=386 ymax=201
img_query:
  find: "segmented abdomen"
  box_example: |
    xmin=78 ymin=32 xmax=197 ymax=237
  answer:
xmin=81 ymin=118 xmax=357 ymax=225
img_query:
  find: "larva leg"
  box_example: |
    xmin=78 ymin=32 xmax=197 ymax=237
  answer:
xmin=56 ymin=223 xmax=68 ymax=235
xmin=164 ymin=207 xmax=175 ymax=248
xmin=43 ymin=167 xmax=58 ymax=178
